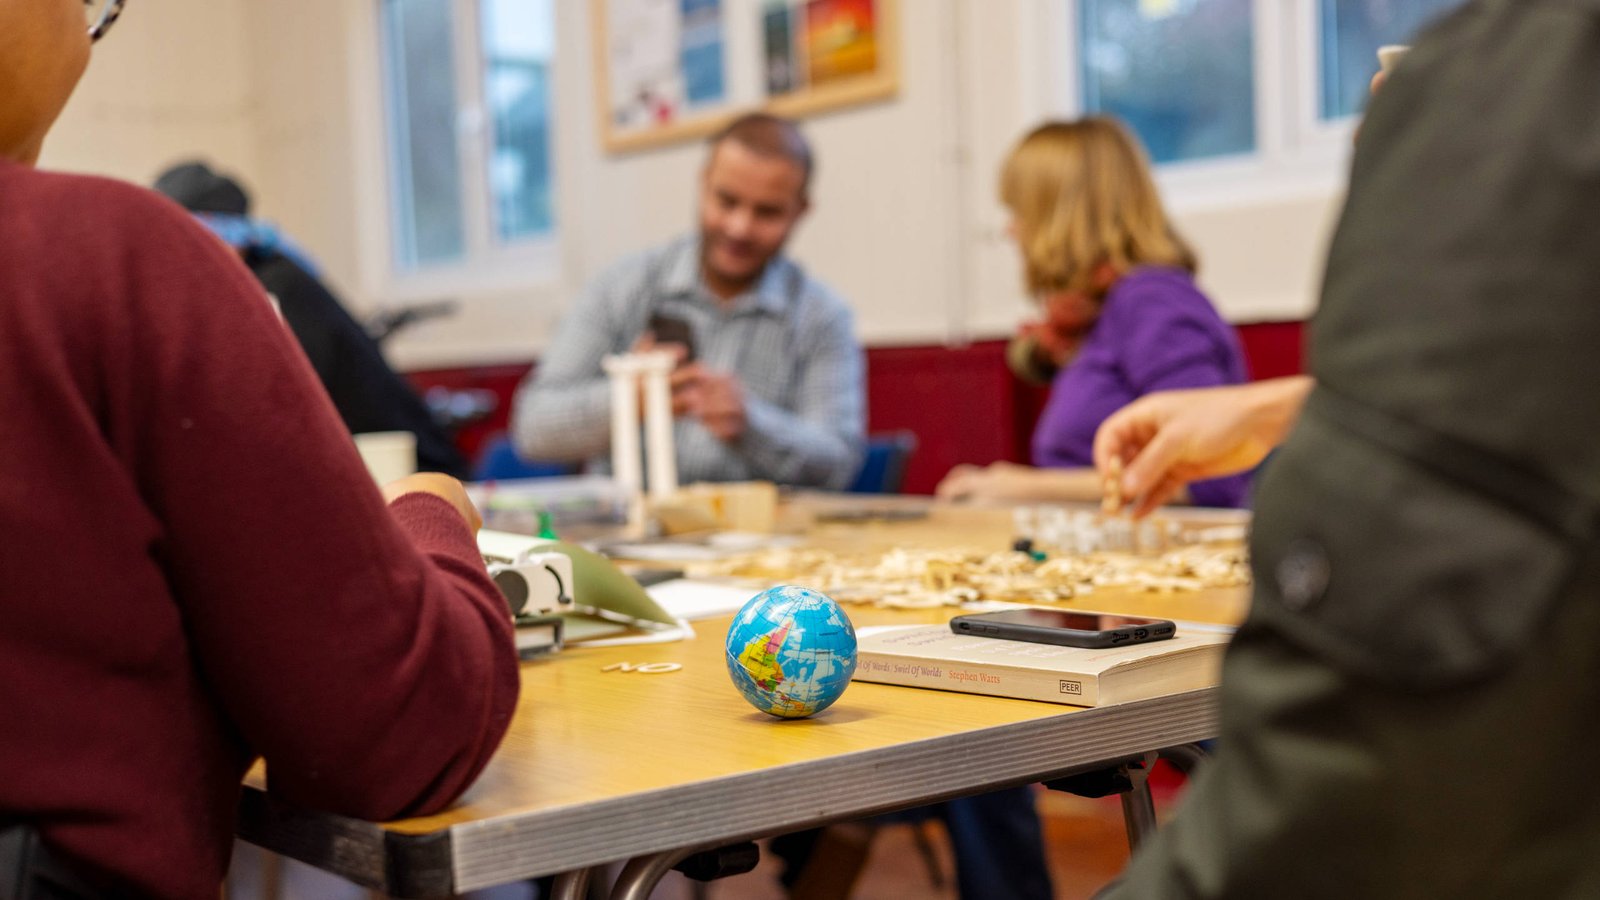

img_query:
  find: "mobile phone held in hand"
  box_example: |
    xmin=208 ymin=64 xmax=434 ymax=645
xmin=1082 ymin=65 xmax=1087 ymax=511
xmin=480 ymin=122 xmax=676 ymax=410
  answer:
xmin=949 ymin=608 xmax=1176 ymax=649
xmin=647 ymin=313 xmax=696 ymax=363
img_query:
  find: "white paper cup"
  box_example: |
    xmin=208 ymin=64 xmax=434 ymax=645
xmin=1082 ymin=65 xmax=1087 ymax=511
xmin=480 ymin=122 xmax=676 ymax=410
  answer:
xmin=1378 ymin=45 xmax=1410 ymax=75
xmin=354 ymin=431 xmax=417 ymax=486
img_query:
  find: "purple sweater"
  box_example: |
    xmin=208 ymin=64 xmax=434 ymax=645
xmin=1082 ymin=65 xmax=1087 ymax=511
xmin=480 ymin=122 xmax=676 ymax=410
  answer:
xmin=1032 ymin=268 xmax=1252 ymax=508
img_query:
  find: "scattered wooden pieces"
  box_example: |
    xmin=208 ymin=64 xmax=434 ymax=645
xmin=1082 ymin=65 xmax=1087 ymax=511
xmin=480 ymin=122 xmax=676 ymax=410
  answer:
xmin=696 ymin=542 xmax=1250 ymax=609
xmin=1102 ymin=456 xmax=1124 ymax=516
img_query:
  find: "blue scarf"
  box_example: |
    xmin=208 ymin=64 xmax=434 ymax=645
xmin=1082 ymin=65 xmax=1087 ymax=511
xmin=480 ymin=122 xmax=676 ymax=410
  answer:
xmin=191 ymin=213 xmax=324 ymax=279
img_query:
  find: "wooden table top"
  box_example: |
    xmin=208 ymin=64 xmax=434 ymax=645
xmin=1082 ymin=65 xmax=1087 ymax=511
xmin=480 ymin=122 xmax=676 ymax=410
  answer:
xmin=239 ymin=498 xmax=1249 ymax=895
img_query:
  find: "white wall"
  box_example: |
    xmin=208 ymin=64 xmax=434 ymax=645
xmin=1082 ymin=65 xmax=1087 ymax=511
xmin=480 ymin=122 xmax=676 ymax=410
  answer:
xmin=39 ymin=0 xmax=1342 ymax=372
xmin=42 ymin=1 xmax=258 ymax=191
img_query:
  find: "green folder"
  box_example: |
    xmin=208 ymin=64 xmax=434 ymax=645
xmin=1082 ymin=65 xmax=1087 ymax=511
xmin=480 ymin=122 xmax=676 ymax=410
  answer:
xmin=485 ymin=531 xmax=677 ymax=641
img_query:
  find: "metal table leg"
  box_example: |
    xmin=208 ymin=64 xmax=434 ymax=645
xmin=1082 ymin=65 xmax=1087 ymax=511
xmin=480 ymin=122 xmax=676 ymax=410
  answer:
xmin=1118 ymin=751 xmax=1159 ymax=850
xmin=608 ymin=847 xmax=697 ymax=900
xmin=1117 ymin=744 xmax=1212 ymax=849
xmin=1159 ymin=742 xmax=1209 ymax=776
xmin=1120 ymin=773 xmax=1158 ymax=850
xmin=1045 ymin=750 xmax=1166 ymax=850
xmin=550 ymin=867 xmax=595 ymax=900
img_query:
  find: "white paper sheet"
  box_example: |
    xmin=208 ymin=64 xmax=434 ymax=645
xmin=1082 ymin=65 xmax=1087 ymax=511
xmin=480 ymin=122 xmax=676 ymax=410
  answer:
xmin=645 ymin=579 xmax=761 ymax=620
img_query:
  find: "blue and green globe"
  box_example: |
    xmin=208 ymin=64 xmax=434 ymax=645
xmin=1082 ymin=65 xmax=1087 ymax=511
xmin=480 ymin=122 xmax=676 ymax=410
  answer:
xmin=725 ymin=585 xmax=858 ymax=719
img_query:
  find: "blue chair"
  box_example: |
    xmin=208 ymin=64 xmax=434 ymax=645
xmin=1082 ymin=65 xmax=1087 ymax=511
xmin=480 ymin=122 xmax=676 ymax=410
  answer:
xmin=471 ymin=432 xmax=576 ymax=481
xmin=848 ymin=431 xmax=918 ymax=494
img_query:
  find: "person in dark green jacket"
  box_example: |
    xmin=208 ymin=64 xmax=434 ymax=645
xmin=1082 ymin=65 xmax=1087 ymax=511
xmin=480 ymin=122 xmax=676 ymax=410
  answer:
xmin=1094 ymin=0 xmax=1600 ymax=895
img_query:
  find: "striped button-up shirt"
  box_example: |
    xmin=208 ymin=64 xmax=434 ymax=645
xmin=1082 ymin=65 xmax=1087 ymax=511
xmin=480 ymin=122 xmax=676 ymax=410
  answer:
xmin=512 ymin=235 xmax=866 ymax=489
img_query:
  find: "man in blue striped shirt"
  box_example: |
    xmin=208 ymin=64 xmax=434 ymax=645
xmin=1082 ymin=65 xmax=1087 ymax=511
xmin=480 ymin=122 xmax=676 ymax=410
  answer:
xmin=512 ymin=113 xmax=865 ymax=489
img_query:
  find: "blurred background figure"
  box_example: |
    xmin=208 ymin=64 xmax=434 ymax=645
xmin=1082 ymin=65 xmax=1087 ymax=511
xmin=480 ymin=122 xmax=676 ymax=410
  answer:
xmin=937 ymin=118 xmax=1252 ymax=509
xmin=153 ymin=160 xmax=469 ymax=478
xmin=510 ymin=114 xmax=864 ymax=489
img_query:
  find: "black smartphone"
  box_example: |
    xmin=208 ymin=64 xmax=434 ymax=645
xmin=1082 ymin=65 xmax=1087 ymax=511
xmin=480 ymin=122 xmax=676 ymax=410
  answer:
xmin=949 ymin=608 xmax=1176 ymax=649
xmin=647 ymin=313 xmax=696 ymax=362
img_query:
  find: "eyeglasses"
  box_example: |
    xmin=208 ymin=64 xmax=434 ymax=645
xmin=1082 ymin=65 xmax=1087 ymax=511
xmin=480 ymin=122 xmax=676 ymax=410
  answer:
xmin=86 ymin=0 xmax=125 ymax=43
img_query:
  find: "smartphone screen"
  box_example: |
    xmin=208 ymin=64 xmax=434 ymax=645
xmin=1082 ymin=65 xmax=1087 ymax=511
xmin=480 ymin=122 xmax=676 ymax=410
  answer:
xmin=950 ymin=608 xmax=1175 ymax=648
xmin=647 ymin=314 xmax=696 ymax=362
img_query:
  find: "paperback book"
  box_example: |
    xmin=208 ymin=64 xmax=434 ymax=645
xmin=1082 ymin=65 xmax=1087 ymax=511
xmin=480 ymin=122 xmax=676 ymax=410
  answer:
xmin=852 ymin=624 xmax=1230 ymax=706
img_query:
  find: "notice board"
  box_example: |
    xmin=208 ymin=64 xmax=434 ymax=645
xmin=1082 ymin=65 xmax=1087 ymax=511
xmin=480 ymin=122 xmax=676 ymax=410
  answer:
xmin=595 ymin=0 xmax=900 ymax=153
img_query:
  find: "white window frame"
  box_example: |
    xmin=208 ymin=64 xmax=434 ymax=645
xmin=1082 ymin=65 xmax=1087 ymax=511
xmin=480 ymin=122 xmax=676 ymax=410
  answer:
xmin=372 ymin=0 xmax=561 ymax=305
xmin=1031 ymin=0 xmax=1377 ymax=212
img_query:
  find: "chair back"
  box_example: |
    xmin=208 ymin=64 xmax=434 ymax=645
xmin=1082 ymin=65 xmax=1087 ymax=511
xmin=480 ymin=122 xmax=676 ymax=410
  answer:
xmin=471 ymin=433 xmax=576 ymax=481
xmin=848 ymin=431 xmax=918 ymax=494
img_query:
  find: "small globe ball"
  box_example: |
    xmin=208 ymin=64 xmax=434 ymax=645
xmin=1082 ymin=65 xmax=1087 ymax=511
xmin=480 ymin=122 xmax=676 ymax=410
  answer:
xmin=725 ymin=585 xmax=858 ymax=719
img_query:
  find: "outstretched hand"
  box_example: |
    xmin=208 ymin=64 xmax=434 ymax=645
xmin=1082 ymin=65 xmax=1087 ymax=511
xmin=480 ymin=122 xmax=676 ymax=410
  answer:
xmin=935 ymin=461 xmax=1037 ymax=503
xmin=1093 ymin=376 xmax=1313 ymax=518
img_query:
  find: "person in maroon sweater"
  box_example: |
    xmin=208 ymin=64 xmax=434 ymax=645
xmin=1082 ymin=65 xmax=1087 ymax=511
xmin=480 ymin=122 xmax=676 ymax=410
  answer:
xmin=0 ymin=3 xmax=520 ymax=897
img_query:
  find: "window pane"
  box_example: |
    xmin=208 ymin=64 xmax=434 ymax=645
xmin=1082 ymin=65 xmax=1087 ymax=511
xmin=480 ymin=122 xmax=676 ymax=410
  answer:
xmin=1079 ymin=0 xmax=1256 ymax=165
xmin=481 ymin=0 xmax=556 ymax=242
xmin=382 ymin=0 xmax=466 ymax=269
xmin=1319 ymin=0 xmax=1465 ymax=120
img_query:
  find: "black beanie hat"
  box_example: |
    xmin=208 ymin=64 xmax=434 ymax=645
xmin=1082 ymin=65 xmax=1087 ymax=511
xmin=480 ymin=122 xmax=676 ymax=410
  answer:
xmin=152 ymin=161 xmax=251 ymax=215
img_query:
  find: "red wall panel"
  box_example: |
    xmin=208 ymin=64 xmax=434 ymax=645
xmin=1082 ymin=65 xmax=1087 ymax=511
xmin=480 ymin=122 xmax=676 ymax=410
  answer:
xmin=862 ymin=341 xmax=1044 ymax=495
xmin=406 ymin=363 xmax=531 ymax=463
xmin=1237 ymin=320 xmax=1305 ymax=380
xmin=408 ymin=320 xmax=1303 ymax=493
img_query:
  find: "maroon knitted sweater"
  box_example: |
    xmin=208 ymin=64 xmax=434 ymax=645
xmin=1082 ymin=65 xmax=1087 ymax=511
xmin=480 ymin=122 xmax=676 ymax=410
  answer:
xmin=0 ymin=159 xmax=519 ymax=898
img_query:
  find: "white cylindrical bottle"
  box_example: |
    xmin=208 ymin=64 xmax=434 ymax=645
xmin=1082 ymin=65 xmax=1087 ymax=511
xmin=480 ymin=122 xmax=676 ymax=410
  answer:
xmin=639 ymin=350 xmax=679 ymax=500
xmin=601 ymin=355 xmax=644 ymax=499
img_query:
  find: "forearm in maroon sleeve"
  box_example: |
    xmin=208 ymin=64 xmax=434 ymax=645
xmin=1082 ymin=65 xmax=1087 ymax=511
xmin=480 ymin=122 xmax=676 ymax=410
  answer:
xmin=113 ymin=198 xmax=520 ymax=821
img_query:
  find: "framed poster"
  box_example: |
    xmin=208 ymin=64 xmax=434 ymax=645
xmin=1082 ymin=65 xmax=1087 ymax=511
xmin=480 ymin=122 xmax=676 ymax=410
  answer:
xmin=595 ymin=0 xmax=900 ymax=153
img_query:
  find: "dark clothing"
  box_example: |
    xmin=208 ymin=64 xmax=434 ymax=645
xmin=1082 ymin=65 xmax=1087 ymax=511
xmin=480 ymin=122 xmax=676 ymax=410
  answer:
xmin=0 ymin=160 xmax=519 ymax=899
xmin=769 ymin=786 xmax=1053 ymax=900
xmin=914 ymin=787 xmax=1053 ymax=900
xmin=247 ymin=252 xmax=469 ymax=478
xmin=1108 ymin=1 xmax=1600 ymax=895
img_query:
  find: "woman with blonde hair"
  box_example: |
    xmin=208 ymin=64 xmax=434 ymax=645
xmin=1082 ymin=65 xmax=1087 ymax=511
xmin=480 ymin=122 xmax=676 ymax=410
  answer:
xmin=938 ymin=117 xmax=1251 ymax=508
